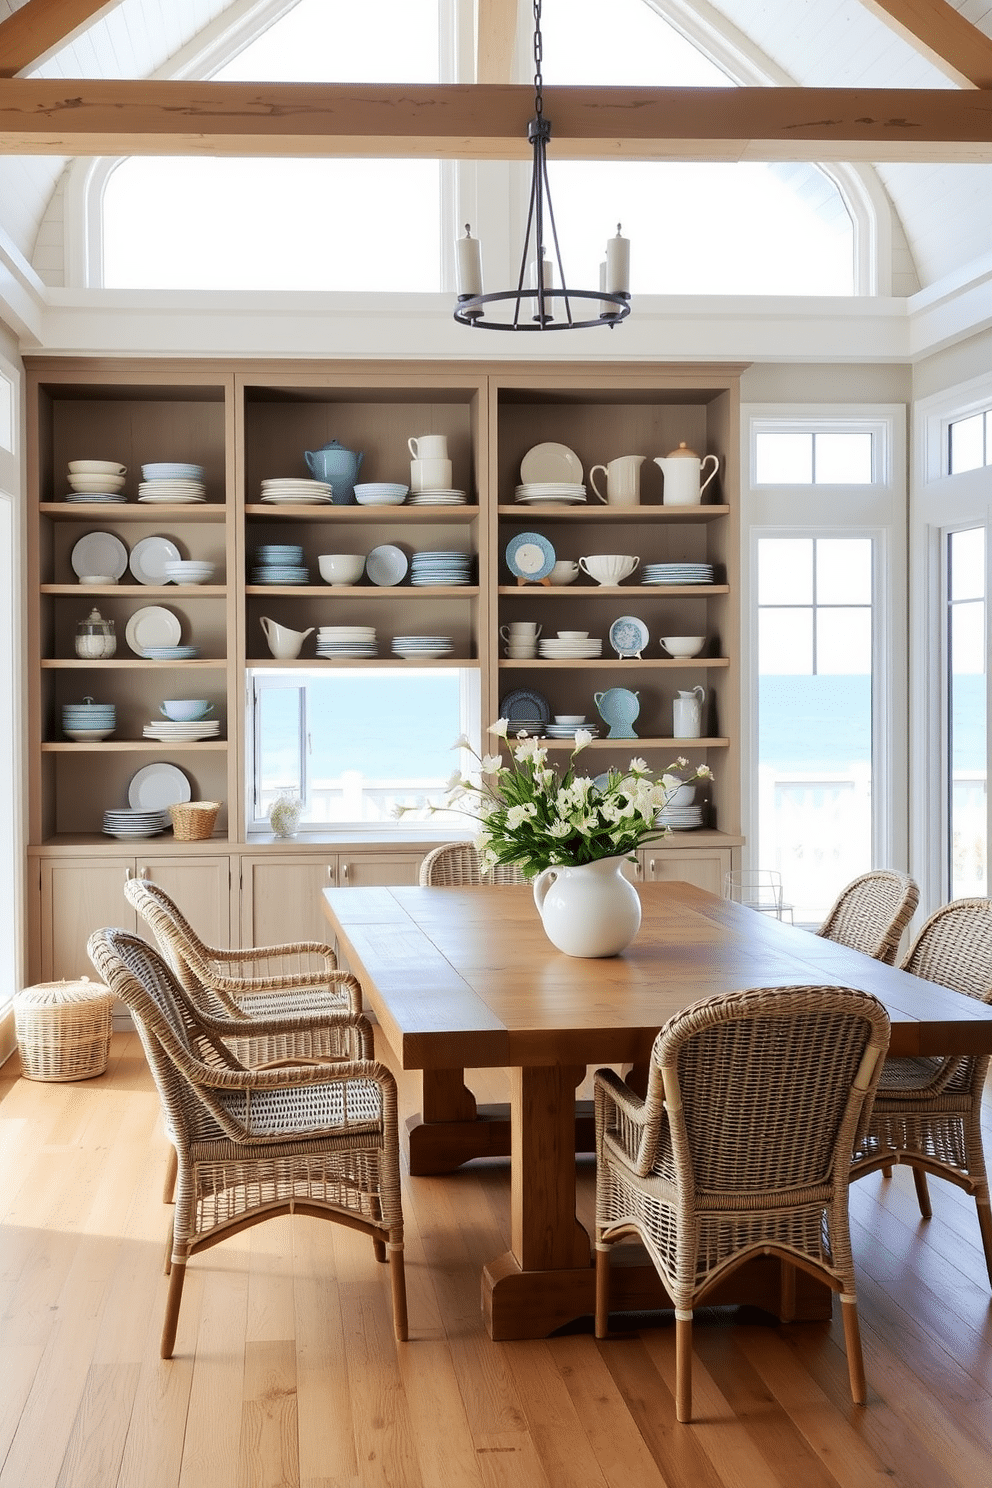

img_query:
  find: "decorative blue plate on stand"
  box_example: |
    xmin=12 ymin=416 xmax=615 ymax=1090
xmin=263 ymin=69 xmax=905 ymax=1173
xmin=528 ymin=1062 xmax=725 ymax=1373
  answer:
xmin=595 ymin=687 xmax=640 ymax=738
xmin=609 ymin=615 xmax=649 ymax=659
xmin=506 ymin=532 xmax=556 ymax=581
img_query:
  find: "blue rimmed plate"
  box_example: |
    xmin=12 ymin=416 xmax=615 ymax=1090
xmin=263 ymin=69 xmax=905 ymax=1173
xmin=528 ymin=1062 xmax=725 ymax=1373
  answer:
xmin=505 ymin=532 xmax=555 ymax=580
xmin=609 ymin=615 xmax=649 ymax=659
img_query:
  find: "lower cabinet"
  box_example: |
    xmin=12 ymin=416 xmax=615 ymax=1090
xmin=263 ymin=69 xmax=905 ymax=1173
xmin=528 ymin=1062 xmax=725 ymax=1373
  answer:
xmin=239 ymin=851 xmax=425 ymax=947
xmin=641 ymin=846 xmax=733 ymax=897
xmin=37 ymin=855 xmax=232 ymax=983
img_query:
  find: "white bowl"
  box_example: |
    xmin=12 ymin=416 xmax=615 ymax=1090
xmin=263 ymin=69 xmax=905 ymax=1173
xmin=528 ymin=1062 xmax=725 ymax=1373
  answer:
xmin=160 ymin=699 xmax=212 ymax=722
xmin=68 ymin=473 xmax=126 ymax=493
xmin=665 ymin=784 xmax=697 ymax=808
xmin=579 ymin=554 xmax=639 ymax=585
xmin=68 ymin=459 xmax=126 ymax=476
xmin=163 ymin=561 xmax=216 ymax=584
xmin=554 ymin=715 xmax=586 ymax=725
xmin=318 ymin=553 xmax=366 ymax=585
xmin=660 ymin=635 xmax=705 ymax=658
xmin=557 ymin=631 xmax=588 ymax=640
xmin=79 ymin=574 xmax=116 ymax=585
xmin=548 ymin=561 xmax=580 ymax=585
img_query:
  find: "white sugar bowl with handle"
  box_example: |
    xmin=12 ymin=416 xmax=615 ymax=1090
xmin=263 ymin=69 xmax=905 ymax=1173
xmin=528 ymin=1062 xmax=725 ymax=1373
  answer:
xmin=654 ymin=443 xmax=720 ymax=506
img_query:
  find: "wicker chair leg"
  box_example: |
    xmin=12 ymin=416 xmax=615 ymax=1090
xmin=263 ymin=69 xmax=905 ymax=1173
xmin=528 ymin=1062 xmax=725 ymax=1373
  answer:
xmin=594 ymin=1246 xmax=611 ymax=1339
xmin=389 ymin=1243 xmax=408 ymax=1342
xmin=373 ymin=1237 xmax=386 ymax=1263
xmin=911 ymin=1165 xmax=932 ymax=1219
xmin=975 ymin=1198 xmax=992 ymax=1289
xmin=162 ymin=1146 xmax=177 ymax=1205
xmin=161 ymin=1258 xmax=187 ymax=1359
xmin=840 ymin=1296 xmax=867 ymax=1406
xmin=675 ymin=1314 xmax=693 ymax=1423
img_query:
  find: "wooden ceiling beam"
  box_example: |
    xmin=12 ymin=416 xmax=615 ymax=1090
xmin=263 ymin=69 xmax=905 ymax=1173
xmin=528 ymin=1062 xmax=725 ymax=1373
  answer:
xmin=477 ymin=0 xmax=519 ymax=85
xmin=859 ymin=0 xmax=992 ymax=90
xmin=0 ymin=80 xmax=988 ymax=162
xmin=0 ymin=0 xmax=119 ymax=78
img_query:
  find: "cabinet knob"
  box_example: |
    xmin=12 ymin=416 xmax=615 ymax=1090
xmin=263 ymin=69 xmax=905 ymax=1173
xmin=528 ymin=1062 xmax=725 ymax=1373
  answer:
xmin=648 ymin=859 xmax=657 ymax=880
xmin=326 ymin=864 xmax=335 ymax=884
xmin=342 ymin=862 xmax=350 ymax=884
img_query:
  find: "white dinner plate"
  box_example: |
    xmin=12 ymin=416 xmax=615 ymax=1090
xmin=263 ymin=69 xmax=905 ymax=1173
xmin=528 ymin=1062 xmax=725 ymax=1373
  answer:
xmin=129 ymin=535 xmax=181 ymax=586
xmin=125 ymin=605 xmax=182 ymax=655
xmin=520 ymin=442 xmax=583 ymax=485
xmin=366 ymin=545 xmax=409 ymax=587
xmin=71 ymin=531 xmax=128 ymax=581
xmin=127 ymin=762 xmax=192 ymax=811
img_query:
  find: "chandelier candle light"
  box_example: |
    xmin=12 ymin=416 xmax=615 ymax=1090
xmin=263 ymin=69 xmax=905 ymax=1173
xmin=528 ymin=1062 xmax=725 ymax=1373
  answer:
xmin=453 ymin=0 xmax=631 ymax=331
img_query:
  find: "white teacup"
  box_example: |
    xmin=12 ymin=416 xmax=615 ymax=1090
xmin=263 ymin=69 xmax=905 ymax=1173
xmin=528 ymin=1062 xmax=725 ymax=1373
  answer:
xmin=318 ymin=553 xmax=365 ymax=586
xmin=410 ymin=457 xmax=452 ymax=492
xmin=501 ymin=623 xmax=541 ymax=641
xmin=579 ymin=553 xmax=640 ymax=585
xmin=408 ymin=434 xmax=449 ymax=461
xmin=548 ymin=561 xmax=580 ymax=585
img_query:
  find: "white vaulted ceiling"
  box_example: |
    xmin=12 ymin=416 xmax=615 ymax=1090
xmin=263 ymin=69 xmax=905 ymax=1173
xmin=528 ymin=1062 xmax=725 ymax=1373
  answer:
xmin=0 ymin=0 xmax=989 ymax=304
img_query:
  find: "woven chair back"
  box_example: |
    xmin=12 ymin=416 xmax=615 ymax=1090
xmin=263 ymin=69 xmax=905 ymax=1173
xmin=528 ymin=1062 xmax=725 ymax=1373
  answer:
xmin=899 ymin=897 xmax=992 ymax=1094
xmin=650 ymin=986 xmax=891 ymax=1196
xmin=818 ymin=870 xmax=919 ymax=964
xmin=419 ymin=842 xmax=524 ymax=887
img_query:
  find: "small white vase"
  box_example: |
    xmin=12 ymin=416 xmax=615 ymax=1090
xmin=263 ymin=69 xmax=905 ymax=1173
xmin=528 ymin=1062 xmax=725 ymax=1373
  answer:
xmin=532 ymin=855 xmax=642 ymax=958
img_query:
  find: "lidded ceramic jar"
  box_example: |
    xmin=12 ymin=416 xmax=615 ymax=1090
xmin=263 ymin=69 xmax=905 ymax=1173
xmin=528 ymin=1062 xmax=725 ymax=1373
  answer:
xmin=74 ymin=608 xmax=116 ymax=659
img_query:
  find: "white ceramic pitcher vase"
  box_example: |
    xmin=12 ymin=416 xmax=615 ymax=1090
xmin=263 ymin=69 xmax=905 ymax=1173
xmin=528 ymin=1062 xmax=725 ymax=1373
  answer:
xmin=673 ymin=686 xmax=706 ymax=738
xmin=532 ymin=856 xmax=642 ymax=958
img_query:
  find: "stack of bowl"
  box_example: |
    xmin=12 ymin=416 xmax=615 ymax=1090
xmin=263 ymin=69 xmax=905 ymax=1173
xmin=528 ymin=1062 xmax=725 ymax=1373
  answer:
xmin=62 ymin=698 xmax=116 ymax=741
xmin=65 ymin=460 xmax=127 ymax=504
xmin=163 ymin=559 xmax=217 ymax=585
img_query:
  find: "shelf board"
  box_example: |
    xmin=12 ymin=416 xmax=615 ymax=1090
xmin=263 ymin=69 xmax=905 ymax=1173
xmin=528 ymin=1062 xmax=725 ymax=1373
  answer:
xmin=42 ymin=584 xmax=226 ymax=597
xmin=498 ymin=657 xmax=730 ymax=669
xmin=40 ymin=503 xmax=225 ymax=521
xmin=245 ymin=504 xmax=479 ymax=521
xmin=533 ymin=736 xmax=730 ymax=749
xmin=497 ymin=584 xmax=729 ymax=596
xmin=42 ymin=740 xmax=228 ymax=752
xmin=245 ymin=584 xmax=479 ymax=598
xmin=248 ymin=657 xmax=477 ymax=669
xmin=498 ymin=505 xmax=729 ymax=522
xmin=42 ymin=658 xmax=228 ymax=669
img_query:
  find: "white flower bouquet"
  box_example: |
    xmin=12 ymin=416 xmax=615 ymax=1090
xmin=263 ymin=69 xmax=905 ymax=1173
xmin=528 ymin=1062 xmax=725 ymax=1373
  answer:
xmin=439 ymin=721 xmax=712 ymax=879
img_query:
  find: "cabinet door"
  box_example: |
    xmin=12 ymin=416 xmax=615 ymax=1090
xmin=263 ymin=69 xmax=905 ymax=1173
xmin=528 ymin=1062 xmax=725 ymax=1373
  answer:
xmin=137 ymin=857 xmax=232 ymax=949
xmin=643 ymin=849 xmax=732 ymax=898
xmin=239 ymin=856 xmax=337 ymax=947
xmin=39 ymin=859 xmax=137 ymax=982
xmin=337 ymin=852 xmax=423 ymax=888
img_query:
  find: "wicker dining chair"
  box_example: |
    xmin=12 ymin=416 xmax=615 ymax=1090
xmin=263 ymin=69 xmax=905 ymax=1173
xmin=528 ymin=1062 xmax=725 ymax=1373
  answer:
xmin=851 ymin=896 xmax=992 ymax=1285
xmin=817 ymin=870 xmax=919 ymax=965
xmin=419 ymin=841 xmax=525 ymax=887
xmin=595 ymin=984 xmax=891 ymax=1423
xmin=88 ymin=927 xmax=408 ymax=1357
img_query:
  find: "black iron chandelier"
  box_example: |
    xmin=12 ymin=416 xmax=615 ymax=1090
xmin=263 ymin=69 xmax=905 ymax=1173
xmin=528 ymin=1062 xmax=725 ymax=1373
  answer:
xmin=453 ymin=0 xmax=630 ymax=332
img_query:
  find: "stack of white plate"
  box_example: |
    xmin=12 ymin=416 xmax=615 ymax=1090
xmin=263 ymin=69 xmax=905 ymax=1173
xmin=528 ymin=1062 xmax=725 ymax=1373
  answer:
xmin=656 ymin=804 xmax=705 ymax=830
xmin=143 ymin=644 xmax=200 ymax=660
xmin=544 ymin=722 xmax=600 ymax=739
xmin=142 ymin=718 xmax=221 ymax=743
xmin=251 ymin=544 xmax=310 ymax=584
xmin=316 ymin=626 xmax=378 ymax=658
xmin=138 ymin=462 xmax=207 ymax=504
xmin=260 ymin=478 xmax=333 ymax=505
xmin=505 ymin=719 xmax=545 ymax=737
xmin=391 ymin=635 xmax=455 ymax=659
xmin=102 ymin=807 xmax=171 ymax=840
xmin=354 ymin=483 xmax=409 ymax=506
xmin=410 ymin=551 xmax=473 ymax=586
xmin=408 ymin=489 xmax=468 ymax=506
xmin=514 ymin=483 xmax=587 ymax=505
xmin=538 ymin=636 xmax=603 ymax=659
xmin=163 ymin=559 xmax=216 ymax=585
xmin=62 ymin=701 xmax=116 ymax=740
xmin=65 ymin=489 xmax=127 ymax=504
xmin=642 ymin=562 xmax=714 ymax=585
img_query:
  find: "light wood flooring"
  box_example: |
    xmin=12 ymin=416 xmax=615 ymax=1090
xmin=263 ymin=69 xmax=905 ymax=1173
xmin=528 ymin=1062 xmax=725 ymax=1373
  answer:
xmin=3 ymin=1030 xmax=992 ymax=1488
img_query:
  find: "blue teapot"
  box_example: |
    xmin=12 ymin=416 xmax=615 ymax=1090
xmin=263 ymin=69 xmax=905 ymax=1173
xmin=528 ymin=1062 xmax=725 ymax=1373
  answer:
xmin=304 ymin=439 xmax=363 ymax=505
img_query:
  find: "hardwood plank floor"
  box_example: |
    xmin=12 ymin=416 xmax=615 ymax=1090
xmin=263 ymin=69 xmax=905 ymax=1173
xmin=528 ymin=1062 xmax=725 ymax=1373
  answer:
xmin=2 ymin=1033 xmax=992 ymax=1488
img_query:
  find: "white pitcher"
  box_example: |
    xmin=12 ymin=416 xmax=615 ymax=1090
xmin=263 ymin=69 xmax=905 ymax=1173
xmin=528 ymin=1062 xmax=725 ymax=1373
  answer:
xmin=532 ymin=856 xmax=642 ymax=958
xmin=654 ymin=443 xmax=720 ymax=506
xmin=260 ymin=616 xmax=314 ymax=660
xmin=588 ymin=454 xmax=645 ymax=507
xmin=673 ymin=686 xmax=706 ymax=738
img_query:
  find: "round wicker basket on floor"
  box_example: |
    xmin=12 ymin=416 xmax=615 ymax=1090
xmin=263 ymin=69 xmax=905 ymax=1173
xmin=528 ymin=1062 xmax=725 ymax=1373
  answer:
xmin=14 ymin=978 xmax=114 ymax=1082
xmin=169 ymin=800 xmax=221 ymax=841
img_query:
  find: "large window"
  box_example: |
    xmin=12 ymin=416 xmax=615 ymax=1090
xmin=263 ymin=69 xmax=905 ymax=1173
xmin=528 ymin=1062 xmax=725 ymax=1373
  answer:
xmin=949 ymin=409 xmax=992 ymax=475
xmin=947 ymin=527 xmax=987 ymax=898
xmin=757 ymin=537 xmax=874 ymax=923
xmin=249 ymin=669 xmax=477 ymax=830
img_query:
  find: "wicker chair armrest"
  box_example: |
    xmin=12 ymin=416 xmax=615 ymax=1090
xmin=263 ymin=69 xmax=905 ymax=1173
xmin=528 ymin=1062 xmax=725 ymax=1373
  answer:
xmin=195 ymin=1055 xmax=392 ymax=1094
xmin=192 ymin=1005 xmax=370 ymax=1045
xmin=206 ymin=965 xmax=361 ymax=1011
xmin=203 ymin=940 xmax=336 ymax=971
xmin=594 ymin=1067 xmax=664 ymax=1178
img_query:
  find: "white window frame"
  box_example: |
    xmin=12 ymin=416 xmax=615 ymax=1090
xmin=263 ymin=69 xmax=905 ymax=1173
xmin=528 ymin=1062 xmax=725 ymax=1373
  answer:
xmin=0 ymin=350 xmax=24 ymax=1058
xmin=913 ymin=373 xmax=992 ymax=911
xmin=741 ymin=406 xmax=907 ymax=912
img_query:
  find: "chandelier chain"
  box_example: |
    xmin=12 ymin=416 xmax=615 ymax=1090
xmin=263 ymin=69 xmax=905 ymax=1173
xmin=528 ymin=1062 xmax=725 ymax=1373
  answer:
xmin=532 ymin=0 xmax=544 ymax=118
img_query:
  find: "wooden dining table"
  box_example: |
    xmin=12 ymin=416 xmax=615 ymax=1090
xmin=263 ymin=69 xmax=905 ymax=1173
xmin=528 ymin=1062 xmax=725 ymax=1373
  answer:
xmin=322 ymin=879 xmax=992 ymax=1340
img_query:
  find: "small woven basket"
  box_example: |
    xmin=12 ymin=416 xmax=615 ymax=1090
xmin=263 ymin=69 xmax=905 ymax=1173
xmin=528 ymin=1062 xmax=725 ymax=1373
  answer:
xmin=14 ymin=978 xmax=114 ymax=1082
xmin=169 ymin=800 xmax=221 ymax=841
